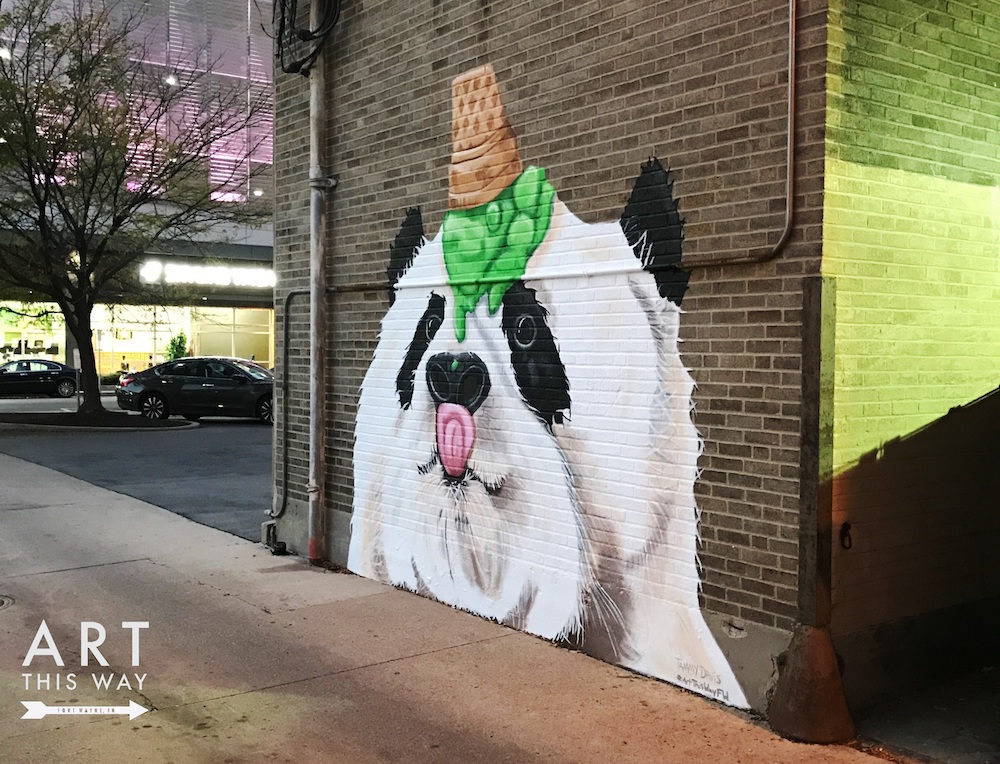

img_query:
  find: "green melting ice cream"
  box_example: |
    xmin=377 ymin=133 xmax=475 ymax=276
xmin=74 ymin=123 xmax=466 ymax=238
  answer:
xmin=441 ymin=166 xmax=555 ymax=342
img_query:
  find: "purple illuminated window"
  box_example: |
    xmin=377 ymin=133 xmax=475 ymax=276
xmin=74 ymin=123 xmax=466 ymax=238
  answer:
xmin=126 ymin=0 xmax=273 ymax=201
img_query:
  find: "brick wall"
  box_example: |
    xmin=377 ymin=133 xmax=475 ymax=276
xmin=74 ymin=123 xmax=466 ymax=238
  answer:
xmin=824 ymin=0 xmax=1000 ymax=637
xmin=273 ymin=67 xmax=312 ymax=516
xmin=274 ymin=0 xmax=829 ymax=705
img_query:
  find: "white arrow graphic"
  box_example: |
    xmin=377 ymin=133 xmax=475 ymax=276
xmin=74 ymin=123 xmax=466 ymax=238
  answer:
xmin=21 ymin=700 xmax=149 ymax=721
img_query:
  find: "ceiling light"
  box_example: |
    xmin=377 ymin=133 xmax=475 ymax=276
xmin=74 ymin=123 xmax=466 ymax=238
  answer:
xmin=164 ymin=74 xmax=178 ymax=86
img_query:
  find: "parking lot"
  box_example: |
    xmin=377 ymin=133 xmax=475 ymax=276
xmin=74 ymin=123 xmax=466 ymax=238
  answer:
xmin=0 ymin=394 xmax=273 ymax=541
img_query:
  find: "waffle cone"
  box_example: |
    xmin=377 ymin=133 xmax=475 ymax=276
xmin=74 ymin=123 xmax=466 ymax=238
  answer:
xmin=448 ymin=65 xmax=523 ymax=210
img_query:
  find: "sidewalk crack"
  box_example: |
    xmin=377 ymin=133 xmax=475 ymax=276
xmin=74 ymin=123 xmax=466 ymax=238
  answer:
xmin=11 ymin=558 xmax=151 ymax=579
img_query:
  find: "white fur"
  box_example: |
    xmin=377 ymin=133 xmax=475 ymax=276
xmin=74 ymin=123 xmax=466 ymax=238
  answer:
xmin=351 ymin=199 xmax=748 ymax=708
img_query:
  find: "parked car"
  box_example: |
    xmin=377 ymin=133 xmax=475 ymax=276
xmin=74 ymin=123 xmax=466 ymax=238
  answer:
xmin=0 ymin=359 xmax=78 ymax=398
xmin=116 ymin=357 xmax=273 ymax=422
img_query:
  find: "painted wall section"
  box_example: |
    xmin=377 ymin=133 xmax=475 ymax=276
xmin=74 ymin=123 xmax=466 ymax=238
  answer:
xmin=349 ymin=66 xmax=747 ymax=708
xmin=825 ymin=0 xmax=1000 ymax=472
xmin=824 ymin=161 xmax=1000 ymax=472
xmin=825 ymin=0 xmax=1000 ymax=635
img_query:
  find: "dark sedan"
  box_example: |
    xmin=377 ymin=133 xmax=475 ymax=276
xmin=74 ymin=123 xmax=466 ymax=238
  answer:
xmin=0 ymin=359 xmax=78 ymax=398
xmin=117 ymin=357 xmax=273 ymax=422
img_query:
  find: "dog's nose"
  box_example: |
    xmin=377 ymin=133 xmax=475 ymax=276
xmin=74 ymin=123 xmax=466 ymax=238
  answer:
xmin=426 ymin=352 xmax=491 ymax=414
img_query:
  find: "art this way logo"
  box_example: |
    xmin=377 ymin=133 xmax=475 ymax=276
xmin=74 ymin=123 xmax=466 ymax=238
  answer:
xmin=19 ymin=620 xmax=151 ymax=720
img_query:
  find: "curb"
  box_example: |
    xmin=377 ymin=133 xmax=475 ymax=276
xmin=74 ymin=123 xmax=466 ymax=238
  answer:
xmin=0 ymin=420 xmax=200 ymax=433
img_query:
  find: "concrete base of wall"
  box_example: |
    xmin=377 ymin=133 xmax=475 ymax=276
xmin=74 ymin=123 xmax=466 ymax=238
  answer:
xmin=268 ymin=501 xmax=353 ymax=567
xmin=704 ymin=611 xmax=790 ymax=714
xmin=265 ymin=496 xmax=306 ymax=555
xmin=834 ymin=595 xmax=1000 ymax=713
xmin=326 ymin=509 xmax=352 ymax=566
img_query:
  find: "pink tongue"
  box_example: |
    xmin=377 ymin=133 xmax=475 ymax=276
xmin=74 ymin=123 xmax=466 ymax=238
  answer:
xmin=436 ymin=403 xmax=476 ymax=478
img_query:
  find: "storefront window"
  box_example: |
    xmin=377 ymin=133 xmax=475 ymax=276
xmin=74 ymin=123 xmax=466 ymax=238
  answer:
xmin=191 ymin=307 xmax=273 ymax=366
xmin=0 ymin=301 xmax=273 ymax=373
xmin=0 ymin=305 xmax=63 ymax=363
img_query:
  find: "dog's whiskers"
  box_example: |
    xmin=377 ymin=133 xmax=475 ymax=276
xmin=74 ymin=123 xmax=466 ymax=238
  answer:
xmin=417 ymin=454 xmax=506 ymax=497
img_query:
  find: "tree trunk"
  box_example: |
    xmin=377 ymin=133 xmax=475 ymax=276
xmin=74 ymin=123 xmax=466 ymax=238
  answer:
xmin=65 ymin=308 xmax=105 ymax=415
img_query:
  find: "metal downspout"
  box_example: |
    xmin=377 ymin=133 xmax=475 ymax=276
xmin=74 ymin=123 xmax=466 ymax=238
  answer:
xmin=307 ymin=0 xmax=332 ymax=565
xmin=687 ymin=0 xmax=797 ymax=271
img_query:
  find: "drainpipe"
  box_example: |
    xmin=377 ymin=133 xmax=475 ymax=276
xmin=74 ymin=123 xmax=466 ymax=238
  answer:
xmin=306 ymin=0 xmax=333 ymax=566
xmin=686 ymin=0 xmax=797 ymax=271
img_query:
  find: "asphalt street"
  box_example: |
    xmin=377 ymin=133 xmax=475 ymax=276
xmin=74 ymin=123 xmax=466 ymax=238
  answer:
xmin=0 ymin=397 xmax=272 ymax=541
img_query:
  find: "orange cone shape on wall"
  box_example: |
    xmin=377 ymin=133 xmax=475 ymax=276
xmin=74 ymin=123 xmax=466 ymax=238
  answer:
xmin=448 ymin=64 xmax=524 ymax=210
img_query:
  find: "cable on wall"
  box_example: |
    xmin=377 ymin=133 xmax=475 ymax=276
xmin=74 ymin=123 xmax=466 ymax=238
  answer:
xmin=267 ymin=0 xmax=341 ymax=75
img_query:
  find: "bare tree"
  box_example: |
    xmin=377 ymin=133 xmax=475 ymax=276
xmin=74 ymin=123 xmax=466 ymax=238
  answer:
xmin=0 ymin=0 xmax=270 ymax=413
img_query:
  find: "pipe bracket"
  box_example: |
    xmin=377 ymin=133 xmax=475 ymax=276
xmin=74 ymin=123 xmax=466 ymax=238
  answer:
xmin=309 ymin=176 xmax=337 ymax=189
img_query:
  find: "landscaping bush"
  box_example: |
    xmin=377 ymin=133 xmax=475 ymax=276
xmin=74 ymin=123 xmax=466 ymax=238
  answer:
xmin=166 ymin=333 xmax=189 ymax=361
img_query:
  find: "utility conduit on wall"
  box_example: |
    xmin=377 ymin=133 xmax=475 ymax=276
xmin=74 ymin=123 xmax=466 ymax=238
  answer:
xmin=269 ymin=287 xmax=309 ymax=524
xmin=686 ymin=0 xmax=797 ymax=270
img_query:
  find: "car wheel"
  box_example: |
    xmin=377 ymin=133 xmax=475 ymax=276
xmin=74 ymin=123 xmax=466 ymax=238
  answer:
xmin=140 ymin=393 xmax=169 ymax=420
xmin=56 ymin=378 xmax=76 ymax=398
xmin=256 ymin=395 xmax=273 ymax=424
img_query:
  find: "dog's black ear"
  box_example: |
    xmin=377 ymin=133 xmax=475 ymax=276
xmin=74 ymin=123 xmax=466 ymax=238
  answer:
xmin=387 ymin=207 xmax=424 ymax=306
xmin=620 ymin=158 xmax=690 ymax=306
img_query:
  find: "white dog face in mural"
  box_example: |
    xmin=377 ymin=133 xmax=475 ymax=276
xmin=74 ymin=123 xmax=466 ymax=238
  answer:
xmin=350 ymin=155 xmax=748 ymax=708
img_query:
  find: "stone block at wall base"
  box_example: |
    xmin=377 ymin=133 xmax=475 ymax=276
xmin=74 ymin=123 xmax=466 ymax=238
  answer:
xmin=268 ymin=497 xmax=308 ymax=558
xmin=705 ymin=612 xmax=790 ymax=714
xmin=269 ymin=503 xmax=353 ymax=568
xmin=327 ymin=509 xmax=352 ymax=567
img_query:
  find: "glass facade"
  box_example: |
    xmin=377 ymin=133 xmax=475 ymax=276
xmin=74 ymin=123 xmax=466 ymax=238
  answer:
xmin=1 ymin=302 xmax=274 ymax=373
xmin=125 ymin=0 xmax=274 ymax=200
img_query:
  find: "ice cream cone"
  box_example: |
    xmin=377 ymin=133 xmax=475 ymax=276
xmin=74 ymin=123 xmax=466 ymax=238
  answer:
xmin=448 ymin=64 xmax=523 ymax=210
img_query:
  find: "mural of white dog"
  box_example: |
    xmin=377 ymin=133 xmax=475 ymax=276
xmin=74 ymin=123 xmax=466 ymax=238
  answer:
xmin=350 ymin=65 xmax=747 ymax=708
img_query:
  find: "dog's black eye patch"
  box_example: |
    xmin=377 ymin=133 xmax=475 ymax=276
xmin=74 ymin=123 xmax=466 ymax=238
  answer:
xmin=397 ymin=293 xmax=445 ymax=409
xmin=501 ymin=282 xmax=570 ymax=430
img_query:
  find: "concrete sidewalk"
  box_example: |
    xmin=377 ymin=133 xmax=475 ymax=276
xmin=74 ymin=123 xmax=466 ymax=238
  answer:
xmin=0 ymin=454 xmax=886 ymax=764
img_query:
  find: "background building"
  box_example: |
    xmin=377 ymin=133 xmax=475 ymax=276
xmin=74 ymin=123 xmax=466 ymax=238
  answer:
xmin=271 ymin=0 xmax=998 ymax=739
xmin=0 ymin=0 xmax=276 ymax=370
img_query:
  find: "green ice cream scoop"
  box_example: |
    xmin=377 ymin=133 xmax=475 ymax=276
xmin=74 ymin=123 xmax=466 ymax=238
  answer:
xmin=441 ymin=166 xmax=555 ymax=342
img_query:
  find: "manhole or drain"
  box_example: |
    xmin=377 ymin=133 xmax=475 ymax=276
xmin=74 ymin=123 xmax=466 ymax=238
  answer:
xmin=0 ymin=595 xmax=14 ymax=611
